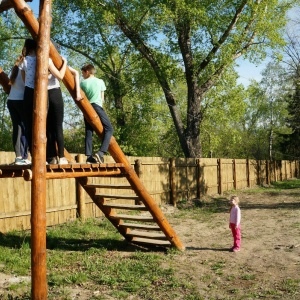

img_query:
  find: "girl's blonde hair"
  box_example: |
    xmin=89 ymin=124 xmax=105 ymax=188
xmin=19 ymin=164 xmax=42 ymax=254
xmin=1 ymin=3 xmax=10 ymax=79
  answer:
xmin=230 ymin=195 xmax=239 ymax=204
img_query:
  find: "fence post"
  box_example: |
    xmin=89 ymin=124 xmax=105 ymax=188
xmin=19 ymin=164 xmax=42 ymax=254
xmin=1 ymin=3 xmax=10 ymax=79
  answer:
xmin=256 ymin=160 xmax=261 ymax=186
xmin=134 ymin=159 xmax=142 ymax=178
xmin=233 ymin=159 xmax=237 ymax=190
xmin=285 ymin=161 xmax=287 ymax=180
xmin=246 ymin=159 xmax=250 ymax=188
xmin=76 ymin=154 xmax=86 ymax=220
xmin=196 ymin=158 xmax=201 ymax=198
xmin=134 ymin=159 xmax=143 ymax=204
xmin=169 ymin=158 xmax=177 ymax=207
xmin=218 ymin=159 xmax=223 ymax=195
xmin=266 ymin=160 xmax=270 ymax=185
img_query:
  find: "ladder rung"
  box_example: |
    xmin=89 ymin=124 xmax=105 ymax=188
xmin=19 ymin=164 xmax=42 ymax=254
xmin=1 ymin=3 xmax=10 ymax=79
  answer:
xmin=103 ymin=204 xmax=147 ymax=210
xmin=120 ymin=223 xmax=161 ymax=231
xmin=127 ymin=230 xmax=167 ymax=240
xmin=96 ymin=194 xmax=139 ymax=200
xmin=110 ymin=214 xmax=154 ymax=222
xmin=85 ymin=184 xmax=132 ymax=189
xmin=130 ymin=237 xmax=171 ymax=246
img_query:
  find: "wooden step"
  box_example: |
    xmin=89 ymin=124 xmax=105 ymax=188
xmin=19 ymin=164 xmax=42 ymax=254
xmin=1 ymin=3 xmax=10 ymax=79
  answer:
xmin=130 ymin=237 xmax=171 ymax=246
xmin=110 ymin=214 xmax=154 ymax=222
xmin=126 ymin=230 xmax=167 ymax=240
xmin=96 ymin=194 xmax=140 ymax=200
xmin=103 ymin=204 xmax=147 ymax=211
xmin=120 ymin=223 xmax=161 ymax=231
xmin=85 ymin=184 xmax=132 ymax=189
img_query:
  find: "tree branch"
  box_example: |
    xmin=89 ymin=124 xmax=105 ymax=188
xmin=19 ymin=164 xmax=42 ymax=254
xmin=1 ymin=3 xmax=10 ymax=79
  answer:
xmin=196 ymin=0 xmax=248 ymax=75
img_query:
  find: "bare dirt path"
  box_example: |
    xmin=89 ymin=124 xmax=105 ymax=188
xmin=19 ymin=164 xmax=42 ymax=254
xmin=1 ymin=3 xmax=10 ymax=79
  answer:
xmin=166 ymin=188 xmax=300 ymax=299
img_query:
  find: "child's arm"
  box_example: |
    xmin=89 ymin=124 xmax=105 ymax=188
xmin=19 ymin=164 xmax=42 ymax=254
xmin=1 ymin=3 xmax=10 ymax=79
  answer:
xmin=49 ymin=56 xmax=67 ymax=80
xmin=69 ymin=66 xmax=83 ymax=101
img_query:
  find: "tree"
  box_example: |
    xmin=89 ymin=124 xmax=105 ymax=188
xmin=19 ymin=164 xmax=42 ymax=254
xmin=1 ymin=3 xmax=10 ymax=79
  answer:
xmin=53 ymin=0 xmax=297 ymax=157
xmin=276 ymin=19 xmax=300 ymax=159
xmin=241 ymin=62 xmax=291 ymax=160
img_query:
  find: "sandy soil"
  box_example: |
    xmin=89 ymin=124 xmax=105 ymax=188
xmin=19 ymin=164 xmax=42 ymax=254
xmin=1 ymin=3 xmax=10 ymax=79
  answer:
xmin=166 ymin=188 xmax=300 ymax=299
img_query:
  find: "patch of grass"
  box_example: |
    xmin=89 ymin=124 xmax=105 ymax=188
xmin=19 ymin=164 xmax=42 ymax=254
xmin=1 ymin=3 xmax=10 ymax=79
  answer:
xmin=292 ymin=222 xmax=300 ymax=228
xmin=271 ymin=179 xmax=300 ymax=189
xmin=0 ymin=218 xmax=201 ymax=300
xmin=211 ymin=261 xmax=226 ymax=275
xmin=241 ymin=273 xmax=256 ymax=280
xmin=280 ymin=278 xmax=300 ymax=294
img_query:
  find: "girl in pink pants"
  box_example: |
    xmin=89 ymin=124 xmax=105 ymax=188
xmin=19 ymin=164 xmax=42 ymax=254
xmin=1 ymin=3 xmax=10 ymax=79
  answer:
xmin=229 ymin=195 xmax=241 ymax=252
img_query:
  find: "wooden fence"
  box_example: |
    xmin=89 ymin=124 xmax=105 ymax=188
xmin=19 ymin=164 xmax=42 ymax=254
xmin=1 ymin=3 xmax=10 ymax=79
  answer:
xmin=0 ymin=151 xmax=299 ymax=232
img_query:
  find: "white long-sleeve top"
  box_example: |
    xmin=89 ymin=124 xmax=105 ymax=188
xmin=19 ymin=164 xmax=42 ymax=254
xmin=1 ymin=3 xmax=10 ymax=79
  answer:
xmin=229 ymin=205 xmax=241 ymax=226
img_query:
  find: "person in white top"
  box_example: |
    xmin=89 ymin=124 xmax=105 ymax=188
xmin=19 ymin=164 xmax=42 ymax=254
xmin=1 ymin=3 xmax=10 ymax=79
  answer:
xmin=19 ymin=39 xmax=68 ymax=164
xmin=229 ymin=195 xmax=241 ymax=252
xmin=7 ymin=53 xmax=30 ymax=165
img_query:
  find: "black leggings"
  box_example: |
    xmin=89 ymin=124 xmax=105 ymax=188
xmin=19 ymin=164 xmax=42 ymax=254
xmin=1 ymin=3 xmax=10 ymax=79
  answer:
xmin=23 ymin=86 xmax=64 ymax=158
xmin=23 ymin=87 xmax=35 ymax=154
xmin=46 ymin=88 xmax=64 ymax=158
xmin=7 ymin=100 xmax=28 ymax=158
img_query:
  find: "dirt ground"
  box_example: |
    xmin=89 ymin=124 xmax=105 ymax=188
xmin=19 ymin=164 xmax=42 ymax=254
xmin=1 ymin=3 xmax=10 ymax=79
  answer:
xmin=165 ymin=188 xmax=300 ymax=299
xmin=0 ymin=188 xmax=299 ymax=299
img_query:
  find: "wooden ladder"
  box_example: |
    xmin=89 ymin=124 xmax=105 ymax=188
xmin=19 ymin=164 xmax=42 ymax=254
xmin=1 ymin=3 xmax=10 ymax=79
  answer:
xmin=0 ymin=162 xmax=184 ymax=250
xmin=77 ymin=170 xmax=177 ymax=249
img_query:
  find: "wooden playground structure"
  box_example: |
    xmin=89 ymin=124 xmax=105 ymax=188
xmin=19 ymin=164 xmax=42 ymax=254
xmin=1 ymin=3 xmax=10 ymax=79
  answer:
xmin=0 ymin=0 xmax=184 ymax=298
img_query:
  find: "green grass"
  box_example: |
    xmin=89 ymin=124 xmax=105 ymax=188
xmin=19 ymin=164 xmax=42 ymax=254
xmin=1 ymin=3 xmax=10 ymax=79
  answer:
xmin=0 ymin=218 xmax=192 ymax=300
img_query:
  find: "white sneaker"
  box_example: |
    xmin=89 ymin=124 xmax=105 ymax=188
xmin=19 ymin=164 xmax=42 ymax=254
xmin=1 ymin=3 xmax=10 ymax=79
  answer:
xmin=59 ymin=157 xmax=68 ymax=164
xmin=23 ymin=159 xmax=31 ymax=165
xmin=15 ymin=158 xmax=27 ymax=165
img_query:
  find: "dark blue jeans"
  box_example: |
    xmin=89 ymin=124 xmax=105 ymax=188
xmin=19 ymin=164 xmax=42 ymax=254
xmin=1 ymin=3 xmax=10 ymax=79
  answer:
xmin=84 ymin=103 xmax=113 ymax=156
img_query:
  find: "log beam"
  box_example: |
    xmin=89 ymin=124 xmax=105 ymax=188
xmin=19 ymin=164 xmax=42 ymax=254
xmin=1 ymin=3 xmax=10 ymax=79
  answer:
xmin=0 ymin=0 xmax=32 ymax=13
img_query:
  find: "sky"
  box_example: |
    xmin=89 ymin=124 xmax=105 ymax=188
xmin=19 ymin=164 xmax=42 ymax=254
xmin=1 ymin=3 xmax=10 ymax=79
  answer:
xmin=28 ymin=0 xmax=297 ymax=87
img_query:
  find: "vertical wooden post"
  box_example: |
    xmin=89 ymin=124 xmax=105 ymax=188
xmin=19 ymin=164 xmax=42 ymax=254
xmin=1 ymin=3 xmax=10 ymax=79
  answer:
xmin=233 ymin=159 xmax=237 ymax=190
xmin=285 ymin=161 xmax=287 ymax=180
xmin=266 ymin=160 xmax=270 ymax=185
xmin=256 ymin=160 xmax=260 ymax=186
xmin=134 ymin=159 xmax=143 ymax=205
xmin=76 ymin=154 xmax=86 ymax=220
xmin=169 ymin=158 xmax=176 ymax=207
xmin=134 ymin=159 xmax=142 ymax=177
xmin=246 ymin=159 xmax=250 ymax=188
xmin=26 ymin=0 xmax=51 ymax=298
xmin=218 ymin=159 xmax=223 ymax=195
xmin=196 ymin=158 xmax=201 ymax=199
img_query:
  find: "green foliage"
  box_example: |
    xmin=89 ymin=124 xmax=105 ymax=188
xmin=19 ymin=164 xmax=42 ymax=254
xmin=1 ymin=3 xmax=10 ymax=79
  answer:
xmin=0 ymin=1 xmax=298 ymax=158
xmin=51 ymin=0 xmax=294 ymax=157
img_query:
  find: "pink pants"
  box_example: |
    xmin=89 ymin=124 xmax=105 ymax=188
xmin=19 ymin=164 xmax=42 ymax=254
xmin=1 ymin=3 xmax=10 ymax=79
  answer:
xmin=230 ymin=223 xmax=241 ymax=249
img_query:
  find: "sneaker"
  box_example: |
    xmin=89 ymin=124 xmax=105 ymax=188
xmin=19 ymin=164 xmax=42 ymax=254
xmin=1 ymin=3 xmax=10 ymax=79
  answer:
xmin=23 ymin=159 xmax=31 ymax=165
xmin=47 ymin=157 xmax=58 ymax=164
xmin=58 ymin=157 xmax=68 ymax=164
xmin=86 ymin=156 xmax=98 ymax=164
xmin=94 ymin=153 xmax=104 ymax=164
xmin=233 ymin=248 xmax=240 ymax=252
xmin=15 ymin=157 xmax=27 ymax=165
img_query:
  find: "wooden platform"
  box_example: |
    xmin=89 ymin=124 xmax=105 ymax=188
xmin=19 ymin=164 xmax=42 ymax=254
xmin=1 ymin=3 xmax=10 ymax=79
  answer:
xmin=0 ymin=162 xmax=126 ymax=180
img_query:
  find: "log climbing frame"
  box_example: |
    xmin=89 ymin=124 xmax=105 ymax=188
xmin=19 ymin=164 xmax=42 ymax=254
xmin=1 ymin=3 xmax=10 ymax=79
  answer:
xmin=0 ymin=0 xmax=184 ymax=298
